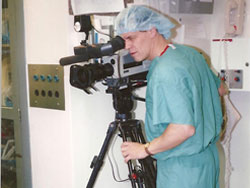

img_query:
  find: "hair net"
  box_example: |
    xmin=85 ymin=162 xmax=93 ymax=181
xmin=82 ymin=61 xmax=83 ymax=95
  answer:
xmin=115 ymin=5 xmax=175 ymax=39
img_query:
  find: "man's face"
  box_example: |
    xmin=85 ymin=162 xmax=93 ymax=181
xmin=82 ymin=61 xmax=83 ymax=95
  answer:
xmin=121 ymin=31 xmax=152 ymax=62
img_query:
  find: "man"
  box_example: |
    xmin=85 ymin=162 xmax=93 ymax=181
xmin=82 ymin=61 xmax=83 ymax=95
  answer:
xmin=115 ymin=5 xmax=226 ymax=188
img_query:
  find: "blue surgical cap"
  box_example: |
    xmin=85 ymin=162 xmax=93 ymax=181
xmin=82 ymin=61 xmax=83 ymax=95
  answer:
xmin=115 ymin=5 xmax=175 ymax=39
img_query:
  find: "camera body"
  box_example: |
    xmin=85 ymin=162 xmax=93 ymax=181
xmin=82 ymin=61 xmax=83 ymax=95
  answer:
xmin=102 ymin=50 xmax=151 ymax=79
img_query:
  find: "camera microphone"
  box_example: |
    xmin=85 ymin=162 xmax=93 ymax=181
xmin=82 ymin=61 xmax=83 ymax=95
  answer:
xmin=59 ymin=36 xmax=125 ymax=66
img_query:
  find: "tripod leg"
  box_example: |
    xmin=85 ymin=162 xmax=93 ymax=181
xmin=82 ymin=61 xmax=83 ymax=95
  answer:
xmin=133 ymin=122 xmax=156 ymax=188
xmin=119 ymin=122 xmax=137 ymax=188
xmin=120 ymin=120 xmax=157 ymax=188
xmin=86 ymin=122 xmax=117 ymax=188
xmin=134 ymin=122 xmax=156 ymax=188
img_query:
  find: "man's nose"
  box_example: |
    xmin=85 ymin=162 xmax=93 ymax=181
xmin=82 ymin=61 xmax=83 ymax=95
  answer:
xmin=125 ymin=40 xmax=131 ymax=50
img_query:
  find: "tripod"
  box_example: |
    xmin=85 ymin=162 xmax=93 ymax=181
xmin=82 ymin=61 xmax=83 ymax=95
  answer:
xmin=86 ymin=81 xmax=156 ymax=188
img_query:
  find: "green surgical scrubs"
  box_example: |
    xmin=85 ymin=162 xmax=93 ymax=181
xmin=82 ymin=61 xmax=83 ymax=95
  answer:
xmin=145 ymin=44 xmax=223 ymax=188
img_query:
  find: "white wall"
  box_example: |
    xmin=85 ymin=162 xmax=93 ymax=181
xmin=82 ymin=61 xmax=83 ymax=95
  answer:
xmin=23 ymin=0 xmax=250 ymax=187
xmin=210 ymin=1 xmax=250 ymax=187
xmin=23 ymin=0 xmax=136 ymax=187
xmin=229 ymin=91 xmax=250 ymax=187
xmin=23 ymin=0 xmax=74 ymax=187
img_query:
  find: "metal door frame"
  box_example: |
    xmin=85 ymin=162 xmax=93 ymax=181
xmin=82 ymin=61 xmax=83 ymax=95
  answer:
xmin=1 ymin=0 xmax=32 ymax=187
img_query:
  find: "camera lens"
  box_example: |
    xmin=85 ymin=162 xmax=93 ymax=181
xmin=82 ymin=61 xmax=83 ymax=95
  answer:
xmin=70 ymin=63 xmax=114 ymax=90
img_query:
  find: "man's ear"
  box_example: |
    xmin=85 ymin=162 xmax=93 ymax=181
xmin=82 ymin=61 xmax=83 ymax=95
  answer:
xmin=148 ymin=27 xmax=157 ymax=38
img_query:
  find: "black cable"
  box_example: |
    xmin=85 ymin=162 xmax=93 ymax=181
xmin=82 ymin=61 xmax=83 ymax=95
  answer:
xmin=108 ymin=154 xmax=129 ymax=183
xmin=131 ymin=94 xmax=146 ymax=102
xmin=107 ymin=134 xmax=130 ymax=183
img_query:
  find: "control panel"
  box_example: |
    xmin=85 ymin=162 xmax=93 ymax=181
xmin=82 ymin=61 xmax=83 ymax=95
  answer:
xmin=220 ymin=69 xmax=243 ymax=89
xmin=211 ymin=38 xmax=250 ymax=91
xmin=28 ymin=64 xmax=65 ymax=110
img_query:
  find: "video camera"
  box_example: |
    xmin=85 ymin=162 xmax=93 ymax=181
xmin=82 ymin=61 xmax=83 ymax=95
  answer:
xmin=59 ymin=15 xmax=150 ymax=94
xmin=60 ymin=36 xmax=150 ymax=94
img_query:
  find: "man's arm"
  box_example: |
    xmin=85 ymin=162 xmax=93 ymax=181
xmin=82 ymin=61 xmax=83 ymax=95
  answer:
xmin=121 ymin=123 xmax=195 ymax=162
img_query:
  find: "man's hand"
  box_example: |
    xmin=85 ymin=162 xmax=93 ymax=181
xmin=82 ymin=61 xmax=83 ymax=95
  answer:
xmin=121 ymin=142 xmax=148 ymax=163
xmin=121 ymin=124 xmax=195 ymax=163
xmin=219 ymin=82 xmax=229 ymax=96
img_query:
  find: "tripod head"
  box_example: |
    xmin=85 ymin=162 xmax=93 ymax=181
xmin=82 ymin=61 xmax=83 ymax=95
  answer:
xmin=105 ymin=75 xmax=147 ymax=121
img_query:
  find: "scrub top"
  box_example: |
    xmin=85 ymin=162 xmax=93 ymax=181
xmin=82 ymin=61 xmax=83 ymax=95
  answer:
xmin=145 ymin=44 xmax=223 ymax=188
